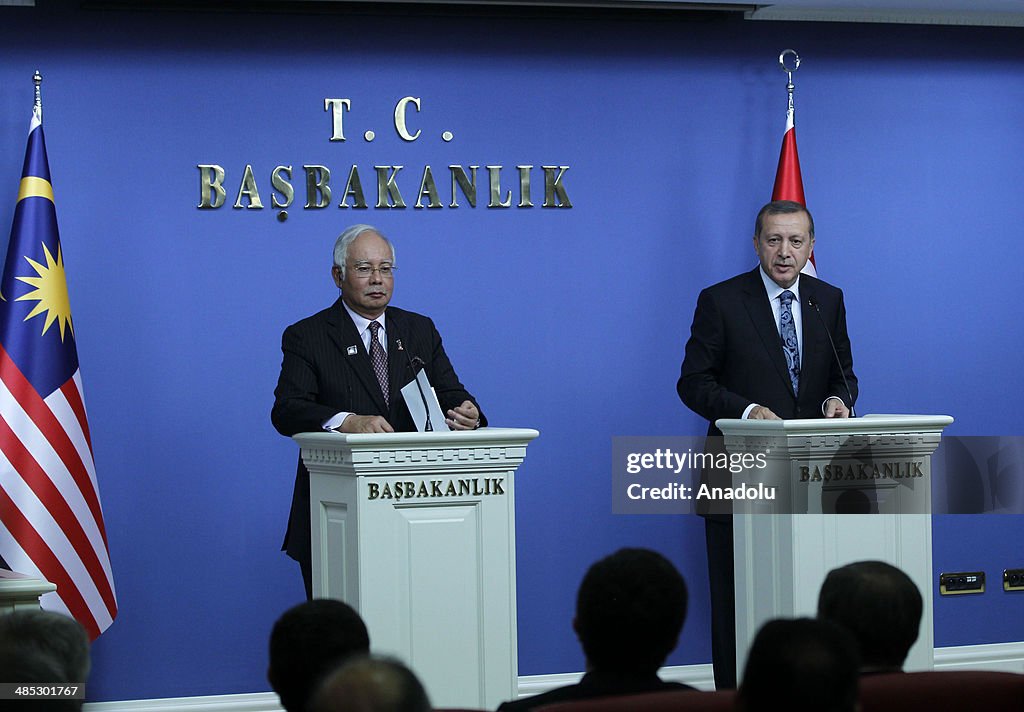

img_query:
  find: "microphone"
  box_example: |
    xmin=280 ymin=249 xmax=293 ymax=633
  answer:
xmin=395 ymin=338 xmax=434 ymax=431
xmin=806 ymin=296 xmax=857 ymax=418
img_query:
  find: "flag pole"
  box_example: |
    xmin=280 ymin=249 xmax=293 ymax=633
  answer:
xmin=773 ymin=49 xmax=815 ymax=273
xmin=33 ymin=70 xmax=43 ymax=122
xmin=771 ymin=48 xmax=805 ymax=206
xmin=779 ymin=49 xmax=799 ymax=125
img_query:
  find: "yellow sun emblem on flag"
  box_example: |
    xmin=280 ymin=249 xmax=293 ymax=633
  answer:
xmin=15 ymin=242 xmax=74 ymax=341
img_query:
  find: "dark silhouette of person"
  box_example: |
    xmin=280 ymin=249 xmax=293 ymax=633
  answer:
xmin=311 ymin=655 xmax=431 ymax=712
xmin=496 ymin=547 xmax=694 ymax=711
xmin=268 ymin=599 xmax=371 ymax=712
xmin=818 ymin=560 xmax=923 ymax=673
xmin=737 ymin=617 xmax=860 ymax=712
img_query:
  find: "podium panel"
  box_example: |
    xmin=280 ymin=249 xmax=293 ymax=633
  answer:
xmin=718 ymin=414 xmax=952 ymax=675
xmin=295 ymin=427 xmax=538 ymax=710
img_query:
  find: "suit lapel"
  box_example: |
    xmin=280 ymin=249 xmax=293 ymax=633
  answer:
xmin=741 ymin=269 xmax=797 ymax=400
xmin=798 ymin=278 xmax=823 ymax=399
xmin=385 ymin=310 xmax=413 ymax=405
xmin=324 ymin=299 xmax=389 ymax=414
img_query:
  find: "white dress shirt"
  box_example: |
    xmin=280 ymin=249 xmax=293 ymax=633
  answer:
xmin=741 ymin=269 xmax=804 ymax=420
xmin=742 ymin=268 xmax=843 ymax=418
xmin=322 ymin=302 xmax=387 ymax=431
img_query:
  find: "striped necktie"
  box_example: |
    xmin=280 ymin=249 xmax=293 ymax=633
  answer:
xmin=368 ymin=320 xmax=389 ymax=405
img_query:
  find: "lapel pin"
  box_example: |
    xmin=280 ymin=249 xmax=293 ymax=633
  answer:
xmin=346 ymin=345 xmax=358 ymax=356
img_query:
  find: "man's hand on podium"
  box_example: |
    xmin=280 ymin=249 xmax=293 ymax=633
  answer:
xmin=823 ymin=397 xmax=851 ymax=418
xmin=749 ymin=405 xmax=782 ymax=420
xmin=447 ymin=400 xmax=481 ymax=430
xmin=338 ymin=415 xmax=396 ymax=433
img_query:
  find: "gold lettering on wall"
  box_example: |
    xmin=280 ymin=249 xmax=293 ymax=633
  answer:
xmin=325 ymin=98 xmax=351 ymax=141
xmin=196 ymin=98 xmax=572 ymax=219
xmin=393 ymin=96 xmax=422 ymax=142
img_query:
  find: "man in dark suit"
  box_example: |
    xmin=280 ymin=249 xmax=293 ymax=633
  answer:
xmin=272 ymin=224 xmax=485 ymax=597
xmin=677 ymin=200 xmax=857 ymax=689
xmin=496 ymin=548 xmax=695 ymax=712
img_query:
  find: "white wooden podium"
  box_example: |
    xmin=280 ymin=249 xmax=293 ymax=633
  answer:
xmin=293 ymin=427 xmax=539 ymax=710
xmin=716 ymin=414 xmax=953 ymax=675
xmin=0 ymin=570 xmax=56 ymax=614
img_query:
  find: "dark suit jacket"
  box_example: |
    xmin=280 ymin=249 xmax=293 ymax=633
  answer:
xmin=271 ymin=298 xmax=485 ymax=568
xmin=496 ymin=671 xmax=695 ymax=712
xmin=677 ymin=268 xmax=857 ymax=518
xmin=678 ymin=267 xmax=857 ymax=433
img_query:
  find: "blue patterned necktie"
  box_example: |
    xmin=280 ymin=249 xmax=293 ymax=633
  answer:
xmin=779 ymin=290 xmax=800 ymax=395
xmin=368 ymin=320 xmax=390 ymax=405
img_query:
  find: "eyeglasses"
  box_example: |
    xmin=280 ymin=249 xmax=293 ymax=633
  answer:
xmin=348 ymin=264 xmax=395 ymax=279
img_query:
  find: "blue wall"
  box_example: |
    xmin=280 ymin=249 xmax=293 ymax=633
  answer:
xmin=0 ymin=3 xmax=1022 ymax=703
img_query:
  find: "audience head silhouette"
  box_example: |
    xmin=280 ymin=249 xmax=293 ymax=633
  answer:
xmin=268 ymin=598 xmax=371 ymax=712
xmin=0 ymin=609 xmax=90 ymax=711
xmin=818 ymin=559 xmax=923 ymax=672
xmin=574 ymin=547 xmax=688 ymax=674
xmin=311 ymin=655 xmax=430 ymax=712
xmin=738 ymin=617 xmax=860 ymax=712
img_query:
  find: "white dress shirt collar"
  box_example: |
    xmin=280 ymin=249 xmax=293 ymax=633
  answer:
xmin=758 ymin=266 xmax=801 ymax=304
xmin=342 ymin=301 xmax=386 ymax=351
xmin=758 ymin=266 xmax=804 ymax=360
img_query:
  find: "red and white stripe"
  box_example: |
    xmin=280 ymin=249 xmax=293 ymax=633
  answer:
xmin=0 ymin=345 xmax=116 ymax=639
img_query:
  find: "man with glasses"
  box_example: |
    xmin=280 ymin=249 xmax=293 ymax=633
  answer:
xmin=272 ymin=224 xmax=485 ymax=597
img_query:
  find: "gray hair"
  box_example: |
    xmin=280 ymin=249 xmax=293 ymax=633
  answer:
xmin=754 ymin=200 xmax=815 ymax=240
xmin=311 ymin=655 xmax=431 ymax=712
xmin=332 ymin=225 xmax=396 ymax=278
xmin=0 ymin=609 xmax=91 ymax=683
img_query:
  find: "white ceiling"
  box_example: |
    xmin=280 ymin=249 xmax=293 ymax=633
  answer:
xmin=740 ymin=0 xmax=1024 ymax=26
xmin=378 ymin=0 xmax=1024 ymax=26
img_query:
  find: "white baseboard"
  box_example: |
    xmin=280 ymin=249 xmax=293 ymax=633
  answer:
xmin=513 ymin=670 xmax=585 ymax=699
xmin=83 ymin=692 xmax=283 ymax=712
xmin=934 ymin=641 xmax=1024 ymax=674
xmin=80 ymin=642 xmax=1024 ymax=712
xmin=659 ymin=663 xmax=717 ymax=691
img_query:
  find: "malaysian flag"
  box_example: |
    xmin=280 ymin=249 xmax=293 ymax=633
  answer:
xmin=0 ymin=84 xmax=117 ymax=639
